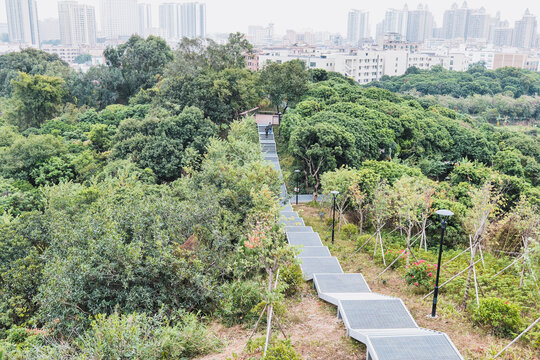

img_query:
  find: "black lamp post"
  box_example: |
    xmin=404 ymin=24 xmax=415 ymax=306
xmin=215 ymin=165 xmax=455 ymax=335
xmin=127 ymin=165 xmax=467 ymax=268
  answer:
xmin=330 ymin=190 xmax=339 ymax=244
xmin=431 ymin=209 xmax=454 ymax=318
xmin=294 ymin=169 xmax=301 ymax=205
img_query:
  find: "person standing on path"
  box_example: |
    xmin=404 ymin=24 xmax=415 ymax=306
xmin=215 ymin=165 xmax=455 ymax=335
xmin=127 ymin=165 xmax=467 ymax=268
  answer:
xmin=265 ymin=123 xmax=272 ymax=138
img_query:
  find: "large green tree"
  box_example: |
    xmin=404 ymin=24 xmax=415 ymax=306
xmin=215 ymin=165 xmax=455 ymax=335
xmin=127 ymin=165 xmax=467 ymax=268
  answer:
xmin=260 ymin=59 xmax=309 ymax=113
xmin=166 ymin=33 xmax=253 ymax=76
xmin=104 ymin=35 xmax=173 ymax=101
xmin=0 ymin=48 xmax=69 ymax=97
xmin=5 ymin=72 xmax=67 ymax=130
xmin=289 ymin=122 xmax=355 ymax=198
xmin=112 ymin=106 xmax=217 ymax=182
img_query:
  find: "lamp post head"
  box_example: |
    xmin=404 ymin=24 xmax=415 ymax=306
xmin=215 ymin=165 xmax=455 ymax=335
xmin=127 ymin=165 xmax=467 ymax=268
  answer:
xmin=436 ymin=209 xmax=454 ymax=217
xmin=436 ymin=209 xmax=454 ymax=228
xmin=330 ymin=190 xmax=339 ymax=197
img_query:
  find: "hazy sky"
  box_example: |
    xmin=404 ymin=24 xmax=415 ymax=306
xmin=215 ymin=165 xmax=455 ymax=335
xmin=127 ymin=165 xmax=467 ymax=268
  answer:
xmin=0 ymin=0 xmax=539 ymax=35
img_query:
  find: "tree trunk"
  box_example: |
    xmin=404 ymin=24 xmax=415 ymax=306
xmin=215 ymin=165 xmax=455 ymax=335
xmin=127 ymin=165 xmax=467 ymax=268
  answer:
xmin=406 ymin=228 xmax=411 ymax=267
xmin=312 ymin=178 xmax=320 ymax=201
xmin=358 ymin=209 xmax=364 ymax=236
xmin=520 ymin=237 xmax=528 ymax=288
xmin=462 ymin=238 xmax=477 ymax=309
xmin=264 ymin=269 xmax=273 ymax=356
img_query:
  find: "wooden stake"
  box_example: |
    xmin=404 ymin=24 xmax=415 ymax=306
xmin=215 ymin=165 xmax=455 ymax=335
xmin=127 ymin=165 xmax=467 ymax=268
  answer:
xmin=493 ymin=317 xmax=540 ymax=359
xmin=520 ymin=236 xmax=529 ymax=288
xmin=469 ymin=235 xmax=480 ymax=306
xmin=422 ymin=258 xmax=482 ymax=300
xmin=354 ymin=231 xmax=377 ymax=254
xmin=491 ymin=254 xmax=524 ymax=279
xmin=246 ymin=305 xmax=267 ymax=344
xmin=442 ymin=245 xmax=472 ymax=268
xmin=376 ymin=232 xmax=423 ymax=279
xmin=273 ymin=313 xmax=288 ymax=338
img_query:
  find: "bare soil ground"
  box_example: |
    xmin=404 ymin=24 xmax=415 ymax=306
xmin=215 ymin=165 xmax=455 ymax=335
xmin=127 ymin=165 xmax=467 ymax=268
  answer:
xmin=196 ymin=285 xmax=365 ymax=360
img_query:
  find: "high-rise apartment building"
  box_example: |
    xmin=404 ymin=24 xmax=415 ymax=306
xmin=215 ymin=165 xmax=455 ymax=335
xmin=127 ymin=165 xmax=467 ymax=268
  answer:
xmin=406 ymin=4 xmax=433 ymax=43
xmin=180 ymin=2 xmax=206 ymax=38
xmin=101 ymin=0 xmax=138 ymax=40
xmin=58 ymin=1 xmax=96 ymax=46
xmin=442 ymin=2 xmax=470 ymax=40
xmin=5 ymin=0 xmax=40 ymax=45
xmin=247 ymin=24 xmax=274 ymax=46
xmin=160 ymin=2 xmax=206 ymax=40
xmin=138 ymin=3 xmax=152 ymax=37
xmin=467 ymin=7 xmax=490 ymax=40
xmin=512 ymin=9 xmax=537 ymax=48
xmin=347 ymin=9 xmax=370 ymax=46
xmin=493 ymin=26 xmax=513 ymax=47
xmin=159 ymin=3 xmax=180 ymax=39
xmin=376 ymin=6 xmax=408 ymax=41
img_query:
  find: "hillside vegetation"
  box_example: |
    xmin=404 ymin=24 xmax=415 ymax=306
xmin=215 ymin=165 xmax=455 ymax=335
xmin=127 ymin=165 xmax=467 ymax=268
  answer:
xmin=0 ymin=34 xmax=539 ymax=358
xmin=369 ymin=65 xmax=540 ymax=123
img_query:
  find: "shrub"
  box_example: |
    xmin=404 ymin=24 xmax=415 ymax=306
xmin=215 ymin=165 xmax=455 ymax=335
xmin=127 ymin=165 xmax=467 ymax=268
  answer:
xmin=404 ymin=260 xmax=436 ymax=293
xmin=355 ymin=234 xmax=372 ymax=252
xmin=280 ymin=263 xmax=303 ymax=297
xmin=219 ymin=280 xmax=262 ymax=326
xmin=472 ymin=297 xmax=523 ymax=337
xmin=384 ymin=249 xmax=407 ymax=269
xmin=156 ymin=311 xmax=221 ymax=359
xmin=341 ymin=224 xmax=358 ymax=239
xmin=77 ymin=310 xmax=221 ymax=359
xmin=264 ymin=339 xmax=302 ymax=360
xmin=245 ymin=337 xmax=302 ymax=360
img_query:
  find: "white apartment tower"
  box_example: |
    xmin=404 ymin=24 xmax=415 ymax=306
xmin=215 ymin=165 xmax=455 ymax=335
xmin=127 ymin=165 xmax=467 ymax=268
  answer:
xmin=347 ymin=9 xmax=370 ymax=46
xmin=512 ymin=9 xmax=538 ymax=48
xmin=5 ymin=0 xmax=40 ymax=45
xmin=180 ymin=2 xmax=206 ymax=38
xmin=159 ymin=3 xmax=180 ymax=39
xmin=442 ymin=2 xmax=470 ymax=40
xmin=467 ymin=7 xmax=490 ymax=40
xmin=247 ymin=24 xmax=274 ymax=46
xmin=101 ymin=0 xmax=138 ymax=40
xmin=406 ymin=4 xmax=434 ymax=43
xmin=380 ymin=6 xmax=408 ymax=38
xmin=138 ymin=3 xmax=152 ymax=37
xmin=58 ymin=1 xmax=96 ymax=46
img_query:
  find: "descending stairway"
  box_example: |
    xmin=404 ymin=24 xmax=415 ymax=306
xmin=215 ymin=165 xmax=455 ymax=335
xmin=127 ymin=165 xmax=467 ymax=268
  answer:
xmin=258 ymin=124 xmax=464 ymax=360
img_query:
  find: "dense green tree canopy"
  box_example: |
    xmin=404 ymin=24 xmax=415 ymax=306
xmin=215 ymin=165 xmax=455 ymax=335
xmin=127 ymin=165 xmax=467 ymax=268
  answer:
xmin=260 ymin=59 xmax=309 ymax=113
xmin=112 ymin=106 xmax=217 ymax=182
xmin=104 ymin=35 xmax=173 ymax=101
xmin=4 ymin=72 xmax=68 ymax=130
xmin=0 ymin=49 xmax=68 ymax=97
xmin=370 ymin=65 xmax=540 ymax=99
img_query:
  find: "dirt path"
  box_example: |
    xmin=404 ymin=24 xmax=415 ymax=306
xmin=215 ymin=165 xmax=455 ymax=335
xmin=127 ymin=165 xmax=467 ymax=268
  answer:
xmin=196 ymin=286 xmax=365 ymax=360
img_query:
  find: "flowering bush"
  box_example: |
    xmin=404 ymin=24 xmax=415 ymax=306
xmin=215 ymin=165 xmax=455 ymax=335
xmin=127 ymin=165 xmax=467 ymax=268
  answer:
xmin=404 ymin=259 xmax=436 ymax=293
xmin=385 ymin=249 xmax=407 ymax=269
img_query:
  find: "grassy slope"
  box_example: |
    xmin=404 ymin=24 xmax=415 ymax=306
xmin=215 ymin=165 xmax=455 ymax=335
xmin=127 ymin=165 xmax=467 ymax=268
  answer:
xmin=293 ymin=204 xmax=539 ymax=360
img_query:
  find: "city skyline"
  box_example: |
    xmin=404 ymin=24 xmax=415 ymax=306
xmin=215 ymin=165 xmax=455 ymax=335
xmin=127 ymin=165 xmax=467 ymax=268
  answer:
xmin=1 ymin=0 xmax=540 ymax=36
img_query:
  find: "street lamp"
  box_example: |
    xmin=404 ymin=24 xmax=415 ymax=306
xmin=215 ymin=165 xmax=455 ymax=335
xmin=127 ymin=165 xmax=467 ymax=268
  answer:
xmin=294 ymin=169 xmax=301 ymax=205
xmin=330 ymin=190 xmax=339 ymax=244
xmin=430 ymin=209 xmax=454 ymax=318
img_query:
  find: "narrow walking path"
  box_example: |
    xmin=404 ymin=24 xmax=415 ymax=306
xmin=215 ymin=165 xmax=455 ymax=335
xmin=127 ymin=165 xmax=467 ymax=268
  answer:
xmin=258 ymin=124 xmax=464 ymax=360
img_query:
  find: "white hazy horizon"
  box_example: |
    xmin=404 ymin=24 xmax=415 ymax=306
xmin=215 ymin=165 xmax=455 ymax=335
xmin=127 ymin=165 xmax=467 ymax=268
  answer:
xmin=0 ymin=0 xmax=539 ymax=36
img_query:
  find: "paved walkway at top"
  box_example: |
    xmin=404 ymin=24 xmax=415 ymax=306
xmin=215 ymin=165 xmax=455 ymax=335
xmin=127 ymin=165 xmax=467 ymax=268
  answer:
xmin=256 ymin=121 xmax=464 ymax=360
